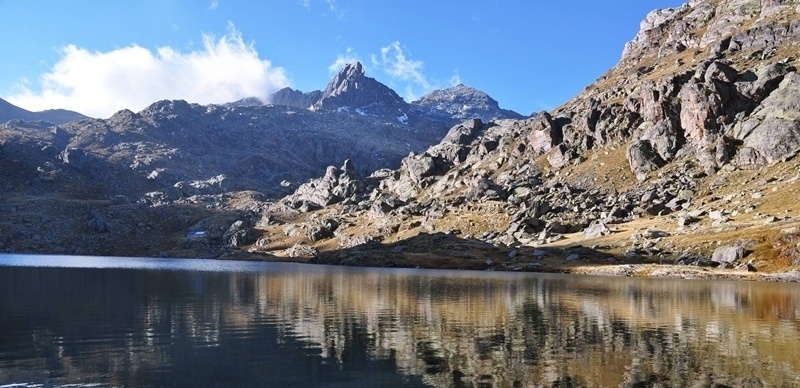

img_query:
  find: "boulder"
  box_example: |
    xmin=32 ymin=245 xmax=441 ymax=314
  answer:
xmin=583 ymin=221 xmax=611 ymax=239
xmin=712 ymin=245 xmax=746 ymax=264
xmin=627 ymin=140 xmax=664 ymax=181
xmin=547 ymin=144 xmax=573 ymax=169
xmin=527 ymin=112 xmax=562 ymax=154
xmin=224 ymin=220 xmax=253 ymax=247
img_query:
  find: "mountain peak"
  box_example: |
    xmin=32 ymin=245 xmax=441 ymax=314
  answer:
xmin=312 ymin=61 xmax=407 ymax=115
xmin=341 ymin=61 xmax=364 ymax=78
xmin=413 ymin=84 xmax=524 ymax=122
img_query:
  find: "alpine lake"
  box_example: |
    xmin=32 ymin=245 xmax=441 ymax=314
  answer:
xmin=1 ymin=254 xmax=799 ymax=387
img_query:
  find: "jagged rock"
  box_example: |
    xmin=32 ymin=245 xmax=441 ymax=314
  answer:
xmin=547 ymin=144 xmax=573 ymax=169
xmin=286 ymin=160 xmax=363 ymax=209
xmin=627 ymin=140 xmax=664 ymax=181
xmin=735 ymin=62 xmax=795 ymax=101
xmin=306 ymin=219 xmax=339 ymax=242
xmin=224 ymin=220 xmax=252 ymax=247
xmin=733 ymin=72 xmax=800 ymax=164
xmin=466 ymin=176 xmax=506 ymax=202
xmin=286 ymin=244 xmax=318 ymax=258
xmin=638 ymin=119 xmax=681 ymax=162
xmin=527 ymin=112 xmax=562 ymax=154
xmin=337 ymin=234 xmax=375 ymax=249
xmin=404 ymin=154 xmax=438 ymax=183
xmin=679 ymin=78 xmax=723 ymax=146
xmin=312 ymin=62 xmax=408 ymax=117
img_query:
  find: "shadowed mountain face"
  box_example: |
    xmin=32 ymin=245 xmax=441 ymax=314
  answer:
xmin=0 ymin=62 xmax=523 ymax=205
xmin=0 ymin=97 xmax=88 ymax=124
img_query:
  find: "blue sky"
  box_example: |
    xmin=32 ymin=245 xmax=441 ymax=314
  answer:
xmin=0 ymin=0 xmax=685 ymax=118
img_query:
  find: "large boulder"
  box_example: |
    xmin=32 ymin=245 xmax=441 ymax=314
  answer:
xmin=527 ymin=112 xmax=562 ymax=154
xmin=627 ymin=140 xmax=664 ymax=181
xmin=712 ymin=245 xmax=746 ymax=264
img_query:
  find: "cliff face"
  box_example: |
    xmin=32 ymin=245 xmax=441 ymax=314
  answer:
xmin=550 ymin=0 xmax=800 ymax=178
xmin=259 ymin=0 xmax=800 ymax=276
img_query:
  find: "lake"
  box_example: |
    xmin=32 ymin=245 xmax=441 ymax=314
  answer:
xmin=1 ymin=254 xmax=799 ymax=387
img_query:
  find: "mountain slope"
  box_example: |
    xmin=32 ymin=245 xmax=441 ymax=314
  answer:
xmin=254 ymin=0 xmax=800 ymax=278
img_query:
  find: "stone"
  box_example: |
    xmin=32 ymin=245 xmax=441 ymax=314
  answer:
xmin=224 ymin=220 xmax=252 ymax=247
xmin=547 ymin=144 xmax=573 ymax=169
xmin=733 ymin=73 xmax=800 ymax=164
xmin=527 ymin=112 xmax=562 ymax=154
xmin=712 ymin=245 xmax=746 ymax=264
xmin=627 ymin=140 xmax=664 ymax=181
xmin=583 ymin=221 xmax=611 ymax=239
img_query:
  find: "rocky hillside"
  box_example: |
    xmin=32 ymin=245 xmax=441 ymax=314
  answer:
xmin=250 ymin=0 xmax=800 ymax=279
xmin=0 ymin=97 xmax=87 ymax=124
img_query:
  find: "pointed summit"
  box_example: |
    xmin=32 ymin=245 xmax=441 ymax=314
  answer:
xmin=312 ymin=61 xmax=408 ymax=116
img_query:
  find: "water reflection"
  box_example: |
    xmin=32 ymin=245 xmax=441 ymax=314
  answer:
xmin=1 ymin=255 xmax=799 ymax=387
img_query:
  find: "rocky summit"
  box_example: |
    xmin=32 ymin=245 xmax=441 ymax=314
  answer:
xmin=3 ymin=0 xmax=800 ymax=281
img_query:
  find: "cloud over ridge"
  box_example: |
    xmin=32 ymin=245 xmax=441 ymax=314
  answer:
xmin=6 ymin=25 xmax=289 ymax=118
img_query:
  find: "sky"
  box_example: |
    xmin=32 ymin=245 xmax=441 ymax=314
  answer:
xmin=0 ymin=0 xmax=686 ymax=119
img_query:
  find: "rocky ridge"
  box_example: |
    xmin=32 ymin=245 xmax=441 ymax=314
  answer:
xmin=268 ymin=62 xmax=525 ymax=125
xmin=251 ymin=0 xmax=800 ymax=279
xmin=0 ymin=97 xmax=87 ymax=124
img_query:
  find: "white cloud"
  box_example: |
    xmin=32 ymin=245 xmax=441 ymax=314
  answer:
xmin=5 ymin=24 xmax=289 ymax=118
xmin=328 ymin=48 xmax=360 ymax=74
xmin=208 ymin=0 xmax=219 ymax=10
xmin=373 ymin=41 xmax=433 ymax=101
xmin=449 ymin=72 xmax=462 ymax=86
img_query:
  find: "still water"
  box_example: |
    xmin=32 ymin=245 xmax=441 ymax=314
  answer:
xmin=1 ymin=254 xmax=799 ymax=387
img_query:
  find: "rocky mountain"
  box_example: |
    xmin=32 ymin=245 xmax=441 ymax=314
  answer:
xmin=269 ymin=88 xmax=323 ymax=109
xmin=267 ymin=62 xmax=525 ymax=126
xmin=312 ymin=62 xmax=409 ymax=117
xmin=252 ymin=0 xmax=800 ymax=278
xmin=413 ymin=84 xmax=526 ymax=123
xmin=0 ymin=97 xmax=88 ymax=124
xmin=0 ymin=62 xmax=517 ymax=257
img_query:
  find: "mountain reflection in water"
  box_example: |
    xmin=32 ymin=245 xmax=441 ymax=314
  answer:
xmin=1 ymin=255 xmax=799 ymax=387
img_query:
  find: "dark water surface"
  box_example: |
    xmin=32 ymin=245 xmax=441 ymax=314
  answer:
xmin=1 ymin=254 xmax=799 ymax=387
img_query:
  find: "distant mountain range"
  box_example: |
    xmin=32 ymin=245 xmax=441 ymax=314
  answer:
xmin=0 ymin=61 xmax=524 ymax=202
xmin=267 ymin=62 xmax=525 ymax=124
xmin=0 ymin=97 xmax=87 ymax=124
